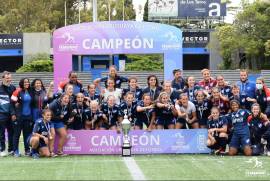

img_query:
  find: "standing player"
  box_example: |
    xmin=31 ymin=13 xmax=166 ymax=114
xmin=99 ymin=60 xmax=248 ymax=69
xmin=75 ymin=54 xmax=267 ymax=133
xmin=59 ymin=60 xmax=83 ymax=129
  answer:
xmin=0 ymin=71 xmax=16 ymax=156
xmin=28 ymin=109 xmax=54 ymax=159
xmin=122 ymin=77 xmax=143 ymax=101
xmin=94 ymin=65 xmax=128 ymax=89
xmin=142 ymin=75 xmax=162 ymax=101
xmin=49 ymin=94 xmax=71 ymax=156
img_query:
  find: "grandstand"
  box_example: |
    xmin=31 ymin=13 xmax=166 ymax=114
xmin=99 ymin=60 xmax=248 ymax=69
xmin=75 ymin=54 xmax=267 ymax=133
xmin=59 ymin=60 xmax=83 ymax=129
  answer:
xmin=10 ymin=70 xmax=269 ymax=89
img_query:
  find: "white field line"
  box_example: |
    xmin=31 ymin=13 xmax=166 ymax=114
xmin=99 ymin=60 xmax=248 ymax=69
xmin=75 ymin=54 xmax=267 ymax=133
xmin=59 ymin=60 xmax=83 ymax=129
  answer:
xmin=123 ymin=157 xmax=146 ymax=180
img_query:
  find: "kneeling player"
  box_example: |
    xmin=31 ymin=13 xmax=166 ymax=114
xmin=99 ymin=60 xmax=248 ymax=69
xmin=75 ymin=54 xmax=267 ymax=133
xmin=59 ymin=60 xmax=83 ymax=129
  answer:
xmin=207 ymin=107 xmax=228 ymax=154
xmin=248 ymin=103 xmax=270 ymax=155
xmin=227 ymin=100 xmax=252 ymax=156
xmin=28 ymin=109 xmax=54 ymax=159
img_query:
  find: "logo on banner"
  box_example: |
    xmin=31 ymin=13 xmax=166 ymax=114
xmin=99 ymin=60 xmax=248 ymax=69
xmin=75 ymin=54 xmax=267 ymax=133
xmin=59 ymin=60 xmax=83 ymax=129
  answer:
xmin=171 ymin=132 xmax=190 ymax=151
xmin=64 ymin=133 xmax=82 ymax=151
xmin=197 ymin=132 xmax=207 ymax=151
xmin=161 ymin=31 xmax=181 ymax=50
xmin=57 ymin=32 xmax=78 ymax=52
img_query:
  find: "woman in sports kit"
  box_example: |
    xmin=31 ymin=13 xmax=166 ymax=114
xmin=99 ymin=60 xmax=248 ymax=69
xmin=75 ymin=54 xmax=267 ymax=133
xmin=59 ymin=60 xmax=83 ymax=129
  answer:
xmin=156 ymin=92 xmax=178 ymax=129
xmin=49 ymin=94 xmax=71 ymax=156
xmin=207 ymin=107 xmax=228 ymax=154
xmin=248 ymin=103 xmax=270 ymax=155
xmin=183 ymin=76 xmax=201 ymax=102
xmin=136 ymin=94 xmax=156 ymax=130
xmin=85 ymin=100 xmax=107 ymax=130
xmin=120 ymin=92 xmax=137 ymax=128
xmin=175 ymin=93 xmax=199 ymax=129
xmin=193 ymin=90 xmax=212 ymax=128
xmin=28 ymin=109 xmax=54 ymax=159
xmin=142 ymin=75 xmax=162 ymax=101
xmin=122 ymin=77 xmax=143 ymax=101
xmin=101 ymin=95 xmax=122 ymax=130
xmin=227 ymin=100 xmax=252 ymax=156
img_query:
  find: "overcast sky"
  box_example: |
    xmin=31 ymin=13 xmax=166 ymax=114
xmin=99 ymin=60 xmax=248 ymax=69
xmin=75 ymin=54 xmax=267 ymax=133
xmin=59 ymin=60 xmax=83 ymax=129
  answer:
xmin=225 ymin=0 xmax=255 ymax=23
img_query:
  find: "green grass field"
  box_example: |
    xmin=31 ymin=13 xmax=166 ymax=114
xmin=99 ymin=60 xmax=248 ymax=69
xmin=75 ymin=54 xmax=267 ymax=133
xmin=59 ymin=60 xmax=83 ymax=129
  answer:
xmin=1 ymin=154 xmax=270 ymax=180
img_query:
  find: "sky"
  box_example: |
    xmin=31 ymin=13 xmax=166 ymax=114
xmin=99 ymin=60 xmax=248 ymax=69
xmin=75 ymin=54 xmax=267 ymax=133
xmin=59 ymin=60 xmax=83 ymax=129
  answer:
xmin=225 ymin=0 xmax=256 ymax=23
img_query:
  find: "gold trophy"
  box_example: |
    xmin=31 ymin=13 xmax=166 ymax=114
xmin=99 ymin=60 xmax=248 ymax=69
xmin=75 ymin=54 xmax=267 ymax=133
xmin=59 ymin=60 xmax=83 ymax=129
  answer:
xmin=122 ymin=110 xmax=132 ymax=157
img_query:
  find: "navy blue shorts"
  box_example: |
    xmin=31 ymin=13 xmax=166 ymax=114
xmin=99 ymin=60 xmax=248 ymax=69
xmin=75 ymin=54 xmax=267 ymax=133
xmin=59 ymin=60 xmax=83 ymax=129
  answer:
xmin=229 ymin=132 xmax=251 ymax=149
xmin=51 ymin=121 xmax=65 ymax=129
xmin=135 ymin=119 xmax=150 ymax=129
xmin=198 ymin=118 xmax=207 ymax=126
xmin=156 ymin=118 xmax=175 ymax=127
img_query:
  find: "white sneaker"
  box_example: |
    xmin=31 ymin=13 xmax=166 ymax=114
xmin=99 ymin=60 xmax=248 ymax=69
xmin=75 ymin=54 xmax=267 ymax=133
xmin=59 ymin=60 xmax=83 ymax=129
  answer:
xmin=0 ymin=151 xmax=7 ymax=157
xmin=267 ymin=151 xmax=270 ymax=157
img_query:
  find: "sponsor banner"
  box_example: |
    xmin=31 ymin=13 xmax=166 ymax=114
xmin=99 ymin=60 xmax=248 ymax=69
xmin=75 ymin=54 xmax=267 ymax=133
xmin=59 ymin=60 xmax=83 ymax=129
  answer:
xmin=0 ymin=34 xmax=23 ymax=49
xmin=55 ymin=129 xmax=210 ymax=154
xmin=149 ymin=0 xmax=226 ymax=18
xmin=183 ymin=31 xmax=210 ymax=48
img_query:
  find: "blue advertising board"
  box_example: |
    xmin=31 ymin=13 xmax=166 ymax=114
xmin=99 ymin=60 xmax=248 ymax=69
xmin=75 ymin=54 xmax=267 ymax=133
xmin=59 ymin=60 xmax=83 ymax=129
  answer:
xmin=149 ymin=0 xmax=226 ymax=18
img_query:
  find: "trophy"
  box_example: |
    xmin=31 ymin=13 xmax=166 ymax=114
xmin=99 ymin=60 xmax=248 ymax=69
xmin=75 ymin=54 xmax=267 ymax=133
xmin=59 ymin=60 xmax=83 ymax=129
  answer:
xmin=122 ymin=111 xmax=132 ymax=157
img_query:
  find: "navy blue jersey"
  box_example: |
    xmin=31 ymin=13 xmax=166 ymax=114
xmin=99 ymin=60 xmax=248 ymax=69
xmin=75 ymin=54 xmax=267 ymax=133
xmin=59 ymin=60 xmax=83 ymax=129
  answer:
xmin=49 ymin=100 xmax=71 ymax=123
xmin=100 ymin=75 xmax=128 ymax=88
xmin=84 ymin=92 xmax=101 ymax=103
xmin=32 ymin=119 xmax=52 ymax=138
xmin=207 ymin=116 xmax=228 ymax=138
xmin=171 ymin=78 xmax=185 ymax=90
xmin=84 ymin=108 xmax=105 ymax=129
xmin=120 ymin=101 xmax=137 ymax=121
xmin=208 ymin=116 xmax=228 ymax=129
xmin=136 ymin=101 xmax=155 ymax=125
xmin=229 ymin=95 xmax=250 ymax=109
xmin=219 ymin=86 xmax=233 ymax=99
xmin=211 ymin=99 xmax=229 ymax=115
xmin=155 ymin=104 xmax=176 ymax=122
xmin=101 ymin=103 xmax=121 ymax=126
xmin=183 ymin=85 xmax=201 ymax=102
xmin=169 ymin=91 xmax=180 ymax=104
xmin=194 ymin=100 xmax=212 ymax=120
xmin=248 ymin=115 xmax=268 ymax=141
xmin=227 ymin=109 xmax=250 ymax=133
xmin=255 ymin=90 xmax=268 ymax=112
xmin=142 ymin=86 xmax=162 ymax=101
xmin=122 ymin=87 xmax=143 ymax=101
xmin=70 ymin=102 xmax=89 ymax=130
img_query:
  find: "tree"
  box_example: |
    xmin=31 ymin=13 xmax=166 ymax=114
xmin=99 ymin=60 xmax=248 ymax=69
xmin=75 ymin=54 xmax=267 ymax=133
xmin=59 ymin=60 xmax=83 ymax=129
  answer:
xmin=16 ymin=53 xmax=53 ymax=72
xmin=97 ymin=0 xmax=135 ymax=21
xmin=215 ymin=1 xmax=270 ymax=70
xmin=125 ymin=54 xmax=163 ymax=71
xmin=0 ymin=0 xmax=135 ymax=33
xmin=143 ymin=0 xmax=148 ymax=21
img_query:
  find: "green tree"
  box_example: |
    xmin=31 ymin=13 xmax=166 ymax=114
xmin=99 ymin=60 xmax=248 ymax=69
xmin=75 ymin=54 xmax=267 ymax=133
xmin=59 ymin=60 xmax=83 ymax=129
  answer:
xmin=125 ymin=54 xmax=163 ymax=71
xmin=215 ymin=1 xmax=270 ymax=70
xmin=0 ymin=0 xmax=135 ymax=33
xmin=143 ymin=0 xmax=148 ymax=21
xmin=16 ymin=53 xmax=53 ymax=72
xmin=97 ymin=0 xmax=135 ymax=21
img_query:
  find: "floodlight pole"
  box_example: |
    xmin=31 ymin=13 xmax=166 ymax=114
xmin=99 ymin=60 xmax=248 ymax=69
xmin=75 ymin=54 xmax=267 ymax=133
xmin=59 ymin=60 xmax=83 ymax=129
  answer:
xmin=93 ymin=0 xmax=98 ymax=22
